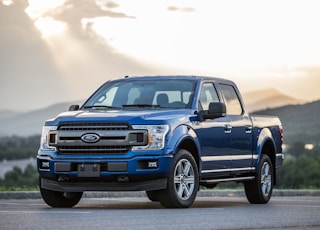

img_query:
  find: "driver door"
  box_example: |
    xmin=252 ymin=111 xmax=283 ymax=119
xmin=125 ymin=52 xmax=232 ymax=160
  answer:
xmin=194 ymin=82 xmax=232 ymax=177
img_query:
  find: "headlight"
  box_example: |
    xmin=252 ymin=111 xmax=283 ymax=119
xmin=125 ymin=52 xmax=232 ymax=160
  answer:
xmin=40 ymin=126 xmax=57 ymax=151
xmin=132 ymin=125 xmax=169 ymax=150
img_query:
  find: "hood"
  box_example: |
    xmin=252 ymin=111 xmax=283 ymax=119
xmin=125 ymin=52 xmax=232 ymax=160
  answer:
xmin=45 ymin=108 xmax=194 ymax=126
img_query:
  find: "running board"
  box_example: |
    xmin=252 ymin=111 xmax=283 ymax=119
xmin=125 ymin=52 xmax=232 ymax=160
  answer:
xmin=200 ymin=176 xmax=255 ymax=184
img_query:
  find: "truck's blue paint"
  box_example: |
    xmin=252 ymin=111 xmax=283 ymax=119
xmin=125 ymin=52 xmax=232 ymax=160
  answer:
xmin=37 ymin=76 xmax=283 ymax=193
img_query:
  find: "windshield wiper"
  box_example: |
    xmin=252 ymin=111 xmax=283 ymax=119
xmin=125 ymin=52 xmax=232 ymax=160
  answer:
xmin=123 ymin=104 xmax=160 ymax=108
xmin=83 ymin=105 xmax=121 ymax=110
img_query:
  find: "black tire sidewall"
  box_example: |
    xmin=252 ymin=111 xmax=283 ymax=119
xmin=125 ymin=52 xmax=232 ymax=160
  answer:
xmin=159 ymin=149 xmax=199 ymax=208
xmin=245 ymin=154 xmax=274 ymax=204
xmin=145 ymin=190 xmax=160 ymax=202
xmin=39 ymin=177 xmax=83 ymax=207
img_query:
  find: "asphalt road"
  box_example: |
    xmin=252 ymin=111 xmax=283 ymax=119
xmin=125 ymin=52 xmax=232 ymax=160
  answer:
xmin=1 ymin=196 xmax=320 ymax=230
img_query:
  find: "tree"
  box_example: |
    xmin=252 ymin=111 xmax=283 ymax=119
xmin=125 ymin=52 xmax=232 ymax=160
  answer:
xmin=0 ymin=135 xmax=40 ymax=160
xmin=277 ymin=146 xmax=320 ymax=188
xmin=287 ymin=141 xmax=306 ymax=158
xmin=0 ymin=164 xmax=38 ymax=187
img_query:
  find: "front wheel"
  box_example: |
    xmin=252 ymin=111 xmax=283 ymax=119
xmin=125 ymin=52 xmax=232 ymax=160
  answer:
xmin=158 ymin=149 xmax=199 ymax=208
xmin=244 ymin=154 xmax=274 ymax=204
xmin=145 ymin=190 xmax=160 ymax=202
xmin=39 ymin=178 xmax=83 ymax=207
xmin=40 ymin=188 xmax=83 ymax=208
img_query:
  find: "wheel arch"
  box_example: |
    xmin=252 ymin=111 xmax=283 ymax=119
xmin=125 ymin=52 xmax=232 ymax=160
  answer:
xmin=256 ymin=129 xmax=277 ymax=185
xmin=168 ymin=125 xmax=201 ymax=173
xmin=177 ymin=138 xmax=200 ymax=171
xmin=261 ymin=140 xmax=277 ymax=185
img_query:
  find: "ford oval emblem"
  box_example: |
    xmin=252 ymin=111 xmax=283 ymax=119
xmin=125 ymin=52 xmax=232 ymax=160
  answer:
xmin=81 ymin=133 xmax=100 ymax=143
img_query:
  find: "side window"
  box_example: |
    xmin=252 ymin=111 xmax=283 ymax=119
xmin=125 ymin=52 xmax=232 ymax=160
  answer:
xmin=219 ymin=84 xmax=243 ymax=115
xmin=199 ymin=83 xmax=219 ymax=110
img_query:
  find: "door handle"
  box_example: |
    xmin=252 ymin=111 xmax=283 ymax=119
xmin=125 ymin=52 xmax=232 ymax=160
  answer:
xmin=245 ymin=126 xmax=253 ymax=134
xmin=224 ymin=124 xmax=232 ymax=134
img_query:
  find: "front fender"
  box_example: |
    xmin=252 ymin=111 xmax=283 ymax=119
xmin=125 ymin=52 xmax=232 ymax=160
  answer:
xmin=167 ymin=125 xmax=201 ymax=158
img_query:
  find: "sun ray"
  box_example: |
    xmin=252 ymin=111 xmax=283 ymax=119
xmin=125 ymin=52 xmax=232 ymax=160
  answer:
xmin=34 ymin=17 xmax=67 ymax=38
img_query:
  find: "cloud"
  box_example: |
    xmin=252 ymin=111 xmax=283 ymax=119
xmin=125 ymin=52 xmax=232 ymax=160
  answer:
xmin=96 ymin=0 xmax=119 ymax=10
xmin=167 ymin=6 xmax=195 ymax=13
xmin=52 ymin=0 xmax=134 ymax=23
xmin=0 ymin=0 xmax=158 ymax=111
xmin=1 ymin=0 xmax=320 ymax=111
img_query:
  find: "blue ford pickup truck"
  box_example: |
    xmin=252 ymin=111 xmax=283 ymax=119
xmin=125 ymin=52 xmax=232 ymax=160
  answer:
xmin=38 ymin=76 xmax=283 ymax=208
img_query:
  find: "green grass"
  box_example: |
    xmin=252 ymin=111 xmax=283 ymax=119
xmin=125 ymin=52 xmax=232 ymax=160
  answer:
xmin=0 ymin=186 xmax=39 ymax=191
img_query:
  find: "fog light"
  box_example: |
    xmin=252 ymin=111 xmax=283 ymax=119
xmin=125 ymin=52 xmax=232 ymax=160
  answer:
xmin=42 ymin=162 xmax=49 ymax=168
xmin=138 ymin=160 xmax=159 ymax=169
xmin=148 ymin=161 xmax=158 ymax=168
xmin=40 ymin=161 xmax=50 ymax=169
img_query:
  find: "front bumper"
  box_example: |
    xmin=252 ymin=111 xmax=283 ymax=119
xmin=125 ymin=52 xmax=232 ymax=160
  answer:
xmin=37 ymin=151 xmax=173 ymax=192
xmin=40 ymin=177 xmax=167 ymax=192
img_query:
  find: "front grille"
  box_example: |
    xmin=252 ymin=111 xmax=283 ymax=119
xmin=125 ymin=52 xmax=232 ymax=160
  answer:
xmin=52 ymin=122 xmax=148 ymax=155
xmin=58 ymin=122 xmax=130 ymax=131
xmin=59 ymin=136 xmax=126 ymax=141
xmin=58 ymin=146 xmax=130 ymax=154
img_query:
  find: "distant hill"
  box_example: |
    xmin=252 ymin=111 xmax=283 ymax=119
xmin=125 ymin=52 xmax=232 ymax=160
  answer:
xmin=0 ymin=110 xmax=20 ymax=120
xmin=252 ymin=100 xmax=320 ymax=144
xmin=242 ymin=88 xmax=305 ymax=112
xmin=0 ymin=89 xmax=318 ymax=143
xmin=0 ymin=101 xmax=83 ymax=137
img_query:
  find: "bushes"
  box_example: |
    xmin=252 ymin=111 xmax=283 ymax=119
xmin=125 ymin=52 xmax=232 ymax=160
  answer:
xmin=0 ymin=135 xmax=40 ymax=161
xmin=0 ymin=164 xmax=38 ymax=187
xmin=0 ymin=135 xmax=39 ymax=189
xmin=277 ymin=146 xmax=320 ymax=189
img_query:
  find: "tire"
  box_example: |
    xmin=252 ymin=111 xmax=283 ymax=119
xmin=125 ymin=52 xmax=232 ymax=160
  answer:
xmin=39 ymin=178 xmax=83 ymax=208
xmin=158 ymin=149 xmax=199 ymax=208
xmin=145 ymin=190 xmax=160 ymax=202
xmin=244 ymin=154 xmax=274 ymax=204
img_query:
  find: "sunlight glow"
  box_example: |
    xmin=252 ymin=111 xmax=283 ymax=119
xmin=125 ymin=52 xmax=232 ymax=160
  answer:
xmin=25 ymin=0 xmax=65 ymax=19
xmin=34 ymin=17 xmax=67 ymax=38
xmin=83 ymin=0 xmax=320 ymax=74
xmin=24 ymin=0 xmax=320 ymax=73
xmin=2 ymin=0 xmax=13 ymax=6
xmin=84 ymin=1 xmax=202 ymax=69
xmin=22 ymin=0 xmax=320 ymax=101
xmin=25 ymin=0 xmax=66 ymax=38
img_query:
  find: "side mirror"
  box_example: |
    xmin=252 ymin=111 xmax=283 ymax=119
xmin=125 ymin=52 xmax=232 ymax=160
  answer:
xmin=68 ymin=104 xmax=80 ymax=111
xmin=201 ymin=102 xmax=226 ymax=120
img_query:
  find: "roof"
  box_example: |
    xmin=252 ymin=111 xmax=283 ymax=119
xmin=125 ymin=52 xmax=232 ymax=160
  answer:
xmin=111 ymin=75 xmax=235 ymax=85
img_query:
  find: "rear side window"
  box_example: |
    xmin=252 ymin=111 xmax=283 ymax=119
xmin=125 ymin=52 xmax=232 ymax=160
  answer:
xmin=219 ymin=84 xmax=243 ymax=115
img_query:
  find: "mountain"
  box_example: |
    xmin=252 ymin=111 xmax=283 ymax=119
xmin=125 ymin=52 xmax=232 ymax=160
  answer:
xmin=252 ymin=100 xmax=320 ymax=144
xmin=0 ymin=88 xmax=316 ymax=140
xmin=0 ymin=110 xmax=20 ymax=120
xmin=242 ymin=88 xmax=305 ymax=112
xmin=0 ymin=101 xmax=83 ymax=137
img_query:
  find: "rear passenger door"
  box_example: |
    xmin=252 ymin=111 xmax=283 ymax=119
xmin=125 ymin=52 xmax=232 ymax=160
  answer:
xmin=218 ymin=84 xmax=253 ymax=172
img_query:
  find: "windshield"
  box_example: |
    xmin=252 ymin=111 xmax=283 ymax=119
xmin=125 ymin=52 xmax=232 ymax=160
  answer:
xmin=83 ymin=78 xmax=196 ymax=109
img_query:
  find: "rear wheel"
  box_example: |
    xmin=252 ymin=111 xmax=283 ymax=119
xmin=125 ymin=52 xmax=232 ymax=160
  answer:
xmin=244 ymin=154 xmax=273 ymax=204
xmin=158 ymin=149 xmax=199 ymax=208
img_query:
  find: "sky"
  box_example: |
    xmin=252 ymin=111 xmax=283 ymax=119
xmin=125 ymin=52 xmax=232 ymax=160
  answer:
xmin=1 ymin=0 xmax=320 ymax=111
